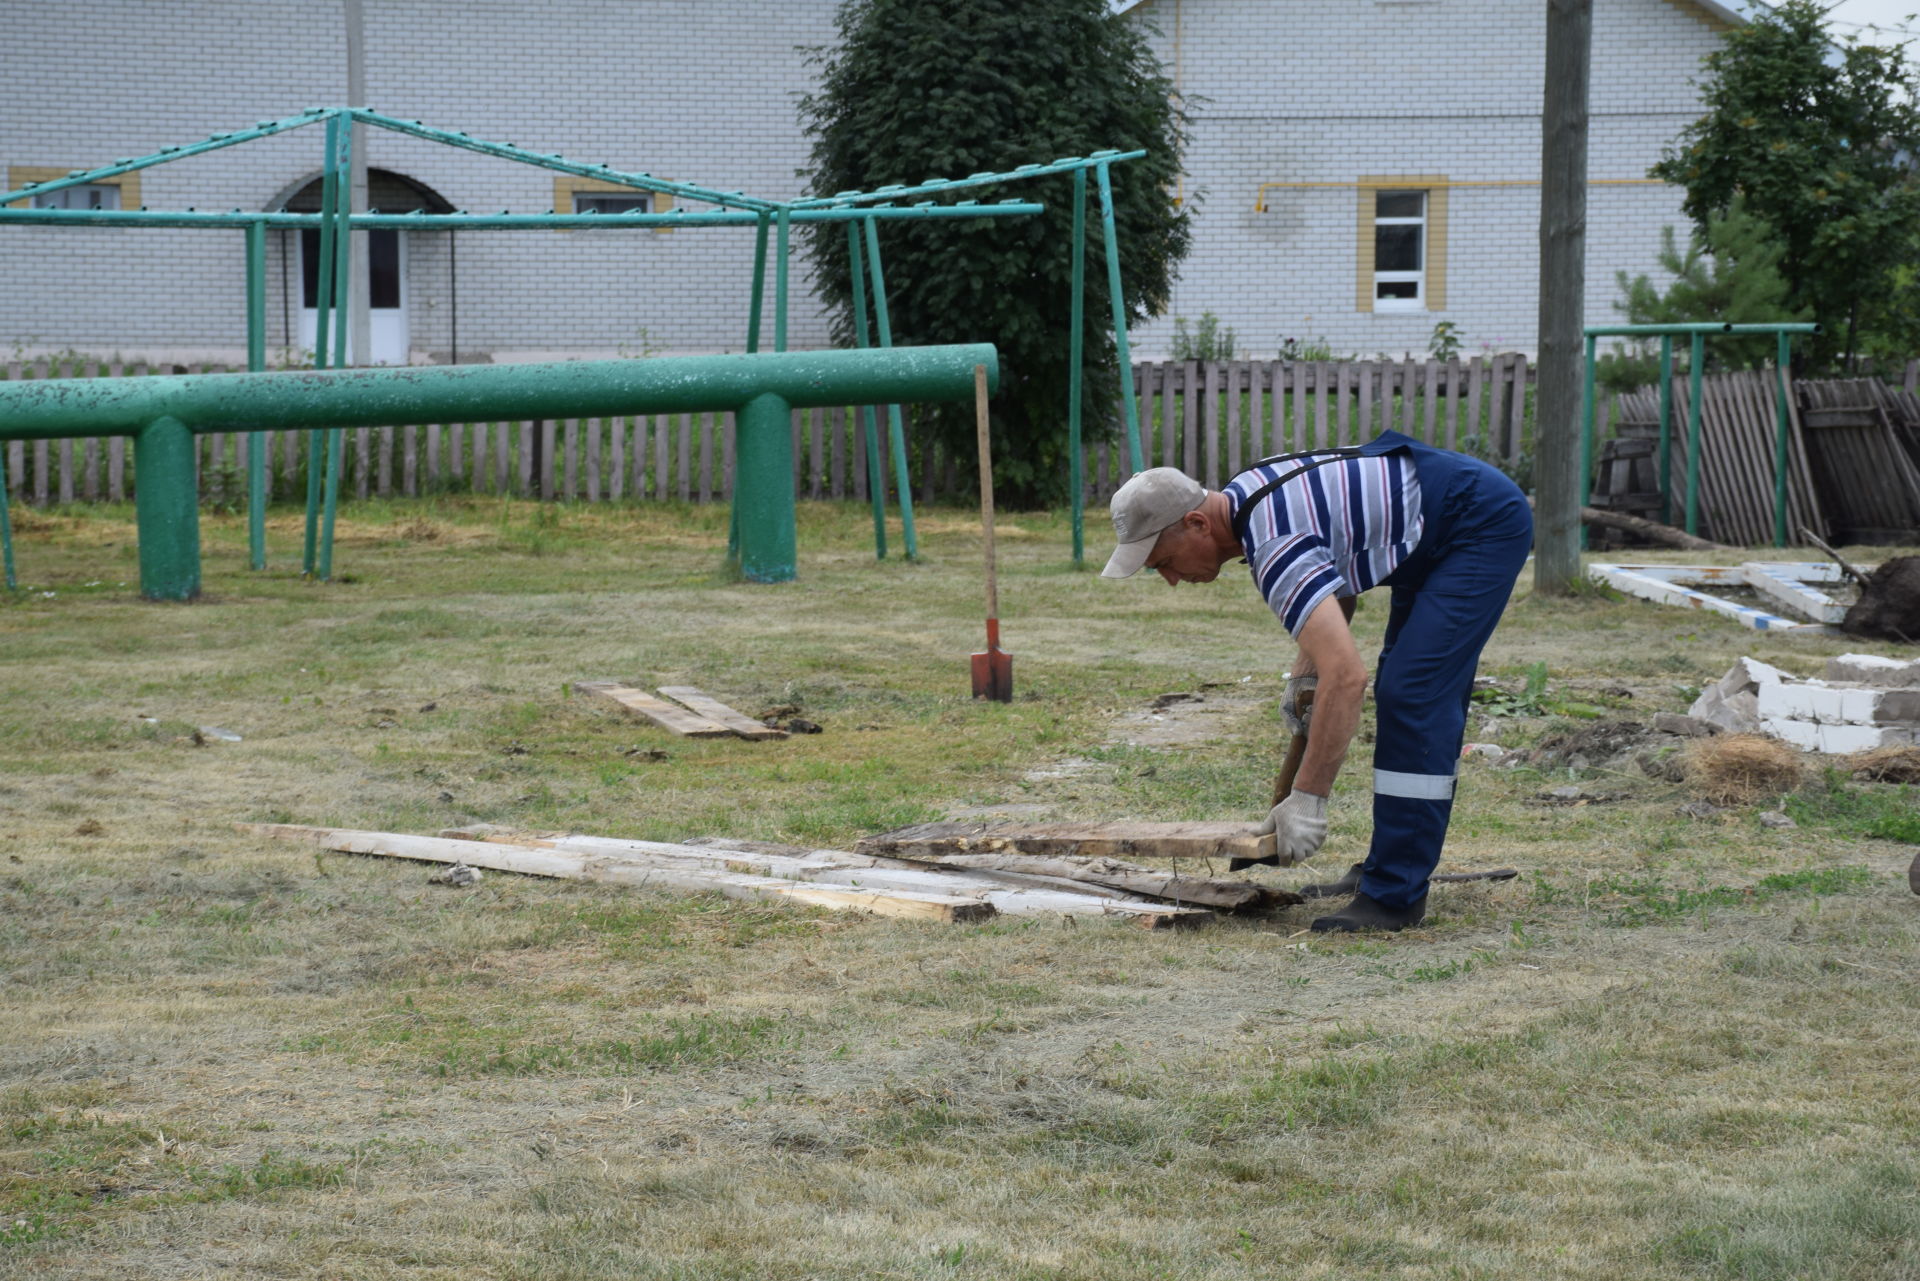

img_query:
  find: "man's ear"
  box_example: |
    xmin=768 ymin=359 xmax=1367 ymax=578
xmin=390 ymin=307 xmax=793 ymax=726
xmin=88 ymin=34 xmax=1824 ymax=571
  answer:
xmin=1183 ymin=508 xmax=1209 ymax=532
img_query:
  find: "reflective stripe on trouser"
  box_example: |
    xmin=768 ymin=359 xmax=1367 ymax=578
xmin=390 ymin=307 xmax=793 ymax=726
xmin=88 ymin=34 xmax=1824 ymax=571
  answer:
xmin=1359 ymin=454 xmax=1532 ymax=909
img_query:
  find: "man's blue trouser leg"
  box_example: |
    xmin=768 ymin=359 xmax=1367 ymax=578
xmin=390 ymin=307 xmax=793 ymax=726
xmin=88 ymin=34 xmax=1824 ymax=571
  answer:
xmin=1358 ymin=463 xmax=1532 ymax=909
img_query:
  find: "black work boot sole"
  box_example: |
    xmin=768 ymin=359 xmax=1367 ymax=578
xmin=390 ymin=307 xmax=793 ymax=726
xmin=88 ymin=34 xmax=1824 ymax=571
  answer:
xmin=1298 ymin=861 xmax=1364 ymax=900
xmin=1310 ymin=890 xmax=1428 ymax=933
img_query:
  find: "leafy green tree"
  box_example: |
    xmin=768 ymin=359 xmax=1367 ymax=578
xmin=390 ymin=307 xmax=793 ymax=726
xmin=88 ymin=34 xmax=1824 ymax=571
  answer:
xmin=1603 ymin=201 xmax=1809 ymax=390
xmin=799 ymin=0 xmax=1190 ymax=506
xmin=1651 ymin=0 xmax=1920 ymax=367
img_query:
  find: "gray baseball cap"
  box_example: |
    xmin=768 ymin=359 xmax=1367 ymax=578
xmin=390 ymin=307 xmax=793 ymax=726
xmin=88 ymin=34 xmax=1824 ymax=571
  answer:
xmin=1102 ymin=467 xmax=1206 ymax=578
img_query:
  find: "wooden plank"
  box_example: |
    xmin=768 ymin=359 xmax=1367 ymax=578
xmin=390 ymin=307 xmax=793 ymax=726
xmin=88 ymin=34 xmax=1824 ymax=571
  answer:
xmin=723 ymin=411 xmax=736 ymax=500
xmin=1423 ymin=357 xmax=1441 ymax=445
xmin=657 ymin=686 xmax=788 ymax=740
xmin=1356 ymin=359 xmax=1374 ymax=444
xmin=1203 ymin=359 xmax=1222 ymax=487
xmin=1181 ymin=360 xmax=1200 ymax=478
xmin=857 ymin=820 xmax=1279 ymax=865
xmin=587 ymin=416 xmax=602 ymax=502
xmin=1506 ymin=355 xmax=1529 ymax=465
xmin=609 ymin=416 xmax=625 ymax=501
xmin=563 ymin=417 xmax=580 ymax=499
xmin=1225 ymin=360 xmax=1243 ymax=478
xmin=698 ymin=410 xmax=714 ymax=502
xmin=678 ymin=412 xmax=692 ymax=502
xmin=246 ymin=824 xmax=996 ymax=923
xmin=829 ymin=405 xmax=846 ymax=498
xmin=654 ymin=412 xmax=669 ymax=500
xmin=575 ymin=680 xmax=733 ymax=737
xmin=494 ymin=422 xmax=511 ymax=494
xmin=905 ymin=851 xmax=1300 ymax=911
xmin=808 ymin=405 xmax=823 ymax=499
xmin=450 ymin=829 xmax=1212 ymax=926
xmin=404 ymin=422 xmax=418 ymax=496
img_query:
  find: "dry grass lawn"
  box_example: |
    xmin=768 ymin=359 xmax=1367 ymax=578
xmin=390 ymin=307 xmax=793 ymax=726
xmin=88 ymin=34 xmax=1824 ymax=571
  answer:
xmin=1 ymin=498 xmax=1916 ymax=1280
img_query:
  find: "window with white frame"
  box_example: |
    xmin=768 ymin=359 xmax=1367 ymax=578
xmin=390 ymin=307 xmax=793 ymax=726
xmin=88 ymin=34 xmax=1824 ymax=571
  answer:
xmin=1372 ymin=190 xmax=1425 ymax=309
xmin=31 ymin=183 xmax=121 ymax=211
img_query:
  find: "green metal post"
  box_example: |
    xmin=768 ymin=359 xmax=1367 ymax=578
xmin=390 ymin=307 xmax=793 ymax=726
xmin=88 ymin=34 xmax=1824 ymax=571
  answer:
xmin=1068 ymin=167 xmax=1087 ymax=566
xmin=1579 ymin=332 xmax=1597 ymax=550
xmin=1095 ymin=162 xmax=1142 ymax=473
xmin=0 ymin=446 xmax=14 ymax=591
xmin=734 ymin=213 xmax=770 ymax=564
xmin=847 ymin=223 xmax=887 ymax=559
xmin=319 ymin=111 xmax=353 ymax=580
xmin=246 ymin=219 xmax=268 ymax=570
xmin=746 ymin=213 xmax=768 ymax=353
xmin=735 ymin=392 xmax=797 ymax=582
xmin=1774 ymin=331 xmax=1791 ymax=548
xmin=1685 ymin=331 xmax=1705 ymax=536
xmin=862 ymin=217 xmax=917 ymax=561
xmin=774 ymin=209 xmax=790 ymax=353
xmin=304 ymin=114 xmax=342 ymax=574
xmin=134 ymin=416 xmax=201 ymax=601
xmin=1657 ymin=336 xmax=1673 ymax=526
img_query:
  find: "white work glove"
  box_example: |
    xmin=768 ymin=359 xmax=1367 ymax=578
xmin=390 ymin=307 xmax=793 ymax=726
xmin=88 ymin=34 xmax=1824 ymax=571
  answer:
xmin=1282 ymin=674 xmax=1317 ymax=736
xmin=1256 ymin=790 xmax=1329 ymax=866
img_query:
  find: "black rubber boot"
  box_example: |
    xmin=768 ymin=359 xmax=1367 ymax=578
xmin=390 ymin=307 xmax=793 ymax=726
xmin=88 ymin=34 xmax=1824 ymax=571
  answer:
xmin=1310 ymin=889 xmax=1428 ymax=933
xmin=1298 ymin=861 xmax=1364 ymax=900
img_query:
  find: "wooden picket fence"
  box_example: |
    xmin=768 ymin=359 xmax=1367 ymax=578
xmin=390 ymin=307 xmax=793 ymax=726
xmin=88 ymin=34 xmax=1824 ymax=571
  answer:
xmin=0 ymin=353 xmax=1573 ymax=511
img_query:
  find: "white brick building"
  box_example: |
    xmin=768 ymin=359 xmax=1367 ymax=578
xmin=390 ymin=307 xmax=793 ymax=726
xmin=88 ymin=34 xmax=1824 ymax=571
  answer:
xmin=0 ymin=0 xmax=1743 ymax=366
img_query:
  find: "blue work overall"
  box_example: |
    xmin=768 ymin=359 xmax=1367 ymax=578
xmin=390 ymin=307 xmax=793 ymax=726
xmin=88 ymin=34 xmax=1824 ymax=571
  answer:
xmin=1356 ymin=430 xmax=1533 ymax=906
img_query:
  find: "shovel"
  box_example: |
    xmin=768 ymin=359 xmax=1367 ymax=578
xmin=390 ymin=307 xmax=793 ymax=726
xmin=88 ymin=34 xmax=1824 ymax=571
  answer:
xmin=970 ymin=363 xmax=1013 ymax=701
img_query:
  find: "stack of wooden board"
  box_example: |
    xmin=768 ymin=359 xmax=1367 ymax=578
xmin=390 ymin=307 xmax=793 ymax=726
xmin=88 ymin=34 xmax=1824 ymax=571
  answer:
xmin=575 ymin=681 xmax=786 ymax=739
xmin=245 ymin=823 xmax=1306 ymax=928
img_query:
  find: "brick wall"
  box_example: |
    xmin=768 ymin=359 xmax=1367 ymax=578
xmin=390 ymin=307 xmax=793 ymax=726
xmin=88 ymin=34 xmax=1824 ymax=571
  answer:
xmin=0 ymin=0 xmax=1727 ymax=364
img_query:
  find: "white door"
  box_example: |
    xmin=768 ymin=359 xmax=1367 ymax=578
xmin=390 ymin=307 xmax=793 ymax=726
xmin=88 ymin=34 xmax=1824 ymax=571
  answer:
xmin=298 ymin=227 xmax=408 ymax=365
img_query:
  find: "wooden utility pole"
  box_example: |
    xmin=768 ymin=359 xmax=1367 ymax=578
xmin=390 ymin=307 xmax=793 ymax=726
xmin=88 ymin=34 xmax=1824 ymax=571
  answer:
xmin=1533 ymin=0 xmax=1591 ymax=594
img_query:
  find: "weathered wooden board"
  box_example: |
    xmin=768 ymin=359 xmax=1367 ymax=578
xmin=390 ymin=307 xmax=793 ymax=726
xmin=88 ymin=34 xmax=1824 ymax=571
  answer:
xmin=658 ymin=686 xmax=788 ymax=740
xmin=575 ymin=680 xmax=732 ymax=737
xmin=444 ymin=827 xmax=1213 ymax=928
xmin=245 ymin=823 xmax=994 ymax=923
xmin=857 ymin=821 xmax=1278 ymax=865
xmin=904 ymin=852 xmax=1300 ymax=911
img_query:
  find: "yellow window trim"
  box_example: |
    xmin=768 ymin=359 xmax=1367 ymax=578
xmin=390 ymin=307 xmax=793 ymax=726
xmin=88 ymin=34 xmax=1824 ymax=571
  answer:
xmin=552 ymin=176 xmax=674 ymax=232
xmin=7 ymin=164 xmax=141 ymax=211
xmin=1354 ymin=174 xmax=1447 ymax=314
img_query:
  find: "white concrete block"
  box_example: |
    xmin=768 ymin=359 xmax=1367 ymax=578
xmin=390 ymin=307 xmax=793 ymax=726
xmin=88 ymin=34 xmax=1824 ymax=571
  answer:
xmin=1827 ymin=653 xmax=1920 ymax=688
xmin=1761 ymin=717 xmax=1822 ymax=751
xmin=1818 ymin=722 xmax=1916 ymax=754
xmin=1719 ymin=657 xmax=1794 ymax=700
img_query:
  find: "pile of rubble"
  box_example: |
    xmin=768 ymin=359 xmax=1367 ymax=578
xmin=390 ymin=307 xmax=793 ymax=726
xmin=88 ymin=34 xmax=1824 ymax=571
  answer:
xmin=1691 ymin=653 xmax=1920 ymax=754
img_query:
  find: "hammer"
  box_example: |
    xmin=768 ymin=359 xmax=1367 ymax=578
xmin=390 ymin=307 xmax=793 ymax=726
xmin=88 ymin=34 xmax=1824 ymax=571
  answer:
xmin=1231 ymin=596 xmax=1354 ymax=872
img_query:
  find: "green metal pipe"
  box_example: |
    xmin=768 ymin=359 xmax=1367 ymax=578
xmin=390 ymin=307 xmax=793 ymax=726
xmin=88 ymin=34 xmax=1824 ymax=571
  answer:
xmin=1774 ymin=331 xmax=1791 ymax=548
xmin=746 ymin=214 xmax=769 ymax=354
xmin=847 ymin=223 xmax=888 ymax=559
xmin=1685 ymin=332 xmax=1705 ymax=535
xmin=352 ymin=108 xmax=779 ymax=214
xmin=734 ymin=393 xmax=797 ymax=582
xmin=0 ymin=204 xmax=1044 ymax=230
xmin=1579 ymin=332 xmax=1597 ymax=550
xmin=1584 ymin=323 xmax=1821 ymax=337
xmin=775 ymin=209 xmax=790 ymax=353
xmin=0 ymin=347 xmax=1001 ymax=439
xmin=1068 ymin=167 xmax=1087 ymax=566
xmin=134 ymin=416 xmax=201 ymax=601
xmin=246 ymin=220 xmax=268 ymax=571
xmin=1095 ymin=163 xmax=1142 ymax=473
xmin=862 ymin=217 xmax=917 ymax=561
xmin=0 ymin=107 xmax=329 ymax=207
xmin=319 ymin=114 xmax=354 ymax=580
xmin=305 ymin=114 xmax=342 ymax=575
xmin=0 ymin=446 xmax=14 ymax=591
xmin=1657 ymin=337 xmax=1673 ymax=525
xmin=787 ymin=148 xmax=1148 ymax=210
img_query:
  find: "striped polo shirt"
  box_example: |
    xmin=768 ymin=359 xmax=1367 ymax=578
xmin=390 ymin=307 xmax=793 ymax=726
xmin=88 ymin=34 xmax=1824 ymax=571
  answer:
xmin=1224 ymin=450 xmax=1424 ymax=636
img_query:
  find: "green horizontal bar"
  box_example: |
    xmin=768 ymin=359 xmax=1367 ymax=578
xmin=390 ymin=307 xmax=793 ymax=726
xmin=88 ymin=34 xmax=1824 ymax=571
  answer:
xmin=1585 ymin=322 xmax=1821 ymax=337
xmin=0 ymin=108 xmax=331 ymax=207
xmin=0 ymin=345 xmax=1002 ymax=442
xmin=787 ymin=149 xmax=1149 ymax=209
xmin=350 ymin=109 xmax=778 ymax=213
xmin=0 ymin=204 xmax=1043 ymax=230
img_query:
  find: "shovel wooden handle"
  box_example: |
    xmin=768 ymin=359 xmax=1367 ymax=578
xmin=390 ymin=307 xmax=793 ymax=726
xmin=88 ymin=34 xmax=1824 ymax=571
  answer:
xmin=975 ymin=364 xmax=997 ymax=622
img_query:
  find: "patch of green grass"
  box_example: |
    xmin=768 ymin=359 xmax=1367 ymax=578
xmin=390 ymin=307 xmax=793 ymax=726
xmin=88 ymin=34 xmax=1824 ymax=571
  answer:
xmin=1785 ymin=779 xmax=1920 ymax=844
xmin=1586 ymin=864 xmax=1874 ymax=924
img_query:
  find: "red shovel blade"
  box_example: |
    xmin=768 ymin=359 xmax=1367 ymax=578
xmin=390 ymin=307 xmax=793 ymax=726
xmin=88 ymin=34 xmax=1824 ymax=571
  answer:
xmin=971 ymin=618 xmax=1014 ymax=702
